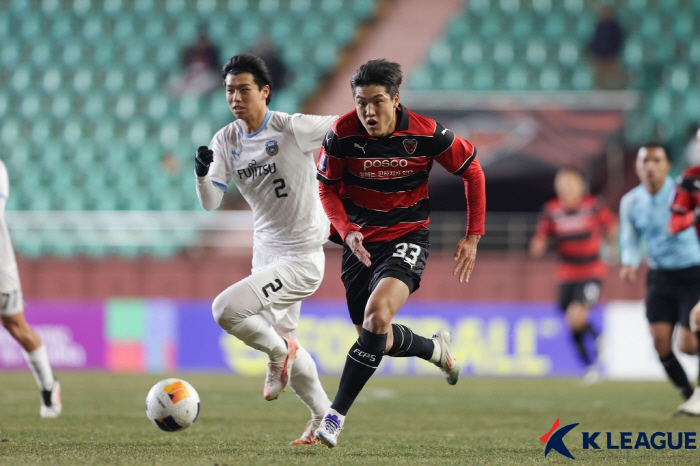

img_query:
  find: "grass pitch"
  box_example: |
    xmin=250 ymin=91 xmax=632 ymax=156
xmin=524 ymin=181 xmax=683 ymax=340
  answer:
xmin=0 ymin=372 xmax=698 ymax=465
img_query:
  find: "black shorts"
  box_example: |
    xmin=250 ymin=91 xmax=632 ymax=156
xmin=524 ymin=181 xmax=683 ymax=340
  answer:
xmin=646 ymin=265 xmax=700 ymax=328
xmin=341 ymin=229 xmax=430 ymax=325
xmin=557 ymin=280 xmax=601 ymax=311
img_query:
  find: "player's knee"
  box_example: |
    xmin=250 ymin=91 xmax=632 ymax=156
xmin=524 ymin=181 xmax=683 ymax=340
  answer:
xmin=678 ymin=337 xmax=697 ymax=356
xmin=2 ymin=317 xmax=24 ymax=340
xmin=363 ymin=309 xmax=392 ymax=332
xmin=211 ymin=294 xmax=233 ymax=329
xmin=651 ymin=335 xmax=672 ymax=356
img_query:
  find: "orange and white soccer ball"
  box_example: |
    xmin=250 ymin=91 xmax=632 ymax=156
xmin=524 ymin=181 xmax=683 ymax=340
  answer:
xmin=145 ymin=378 xmax=200 ymax=432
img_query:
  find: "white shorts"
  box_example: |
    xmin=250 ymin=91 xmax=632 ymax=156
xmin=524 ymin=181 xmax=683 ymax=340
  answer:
xmin=244 ymin=248 xmax=325 ymax=327
xmin=0 ymin=285 xmax=24 ymax=317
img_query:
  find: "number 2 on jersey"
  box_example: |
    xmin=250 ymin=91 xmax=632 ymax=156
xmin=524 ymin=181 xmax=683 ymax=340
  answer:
xmin=273 ymin=178 xmax=288 ymax=198
xmin=393 ymin=243 xmax=421 ymax=268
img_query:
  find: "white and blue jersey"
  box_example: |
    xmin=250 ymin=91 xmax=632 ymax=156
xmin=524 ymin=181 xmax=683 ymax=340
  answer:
xmin=196 ymin=111 xmax=337 ymax=255
xmin=619 ymin=176 xmax=700 ymax=270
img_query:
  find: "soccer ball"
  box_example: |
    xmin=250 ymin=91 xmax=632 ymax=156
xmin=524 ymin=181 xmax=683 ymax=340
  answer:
xmin=145 ymin=378 xmax=200 ymax=432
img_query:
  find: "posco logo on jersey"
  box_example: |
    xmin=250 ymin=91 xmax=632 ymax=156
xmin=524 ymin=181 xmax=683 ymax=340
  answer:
xmin=363 ymin=158 xmax=409 ymax=170
xmin=237 ymin=160 xmax=277 ymax=180
xmin=540 ymin=418 xmax=698 ymax=460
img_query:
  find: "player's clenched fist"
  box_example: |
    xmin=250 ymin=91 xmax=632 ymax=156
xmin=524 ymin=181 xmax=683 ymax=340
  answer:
xmin=195 ymin=146 xmax=214 ymax=177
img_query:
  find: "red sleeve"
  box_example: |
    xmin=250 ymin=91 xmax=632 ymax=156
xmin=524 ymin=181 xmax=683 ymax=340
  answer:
xmin=319 ymin=182 xmax=360 ymax=242
xmin=533 ymin=206 xmax=553 ymax=240
xmin=597 ymin=203 xmax=617 ymax=230
xmin=669 ymin=181 xmax=696 ymax=234
xmin=460 ymin=158 xmax=485 ymax=235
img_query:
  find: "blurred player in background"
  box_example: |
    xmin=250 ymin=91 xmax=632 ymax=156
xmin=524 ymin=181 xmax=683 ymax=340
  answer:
xmin=669 ymin=128 xmax=700 ymax=415
xmin=0 ymin=160 xmax=61 ymax=418
xmin=194 ymin=54 xmax=337 ymax=444
xmin=620 ymin=143 xmax=700 ymax=414
xmin=314 ymin=59 xmax=485 ymax=447
xmin=529 ymin=167 xmax=617 ymax=384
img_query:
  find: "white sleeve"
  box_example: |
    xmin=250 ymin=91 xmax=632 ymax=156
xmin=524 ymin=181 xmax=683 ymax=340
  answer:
xmin=290 ymin=114 xmax=338 ymax=153
xmin=0 ymin=161 xmax=8 ymax=211
xmin=195 ymin=132 xmax=230 ymax=211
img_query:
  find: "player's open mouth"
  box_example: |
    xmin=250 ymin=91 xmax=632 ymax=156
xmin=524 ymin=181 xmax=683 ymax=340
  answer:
xmin=366 ymin=119 xmax=377 ymax=128
xmin=233 ymin=106 xmax=245 ymax=112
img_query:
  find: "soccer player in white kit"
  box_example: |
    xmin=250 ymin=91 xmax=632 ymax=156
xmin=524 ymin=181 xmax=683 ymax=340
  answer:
xmin=0 ymin=160 xmax=61 ymax=418
xmin=194 ymin=54 xmax=337 ymax=445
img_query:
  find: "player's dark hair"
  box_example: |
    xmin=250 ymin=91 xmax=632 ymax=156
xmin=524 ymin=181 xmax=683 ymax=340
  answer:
xmin=221 ymin=53 xmax=273 ymax=105
xmin=350 ymin=59 xmax=402 ymax=98
xmin=640 ymin=142 xmax=672 ymax=162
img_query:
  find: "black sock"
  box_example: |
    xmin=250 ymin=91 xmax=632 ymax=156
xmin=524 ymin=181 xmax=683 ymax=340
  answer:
xmin=660 ymin=352 xmax=694 ymax=399
xmin=583 ymin=323 xmax=599 ymax=339
xmin=572 ymin=331 xmax=592 ymax=367
xmin=385 ymin=323 xmax=435 ymax=360
xmin=331 ymin=328 xmax=387 ymax=416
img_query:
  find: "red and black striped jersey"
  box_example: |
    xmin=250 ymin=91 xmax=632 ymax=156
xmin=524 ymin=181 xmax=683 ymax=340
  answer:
xmin=316 ymin=105 xmax=483 ymax=243
xmin=670 ymin=165 xmax=700 ymax=237
xmin=534 ymin=195 xmax=616 ymax=281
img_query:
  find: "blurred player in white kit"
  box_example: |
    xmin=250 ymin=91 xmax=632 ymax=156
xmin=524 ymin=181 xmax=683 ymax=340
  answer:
xmin=194 ymin=53 xmax=337 ymax=444
xmin=0 ymin=160 xmax=61 ymax=418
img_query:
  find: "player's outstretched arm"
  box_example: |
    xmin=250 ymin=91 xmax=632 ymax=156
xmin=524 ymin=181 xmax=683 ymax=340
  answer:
xmin=669 ymin=174 xmax=699 ymax=234
xmin=194 ymin=146 xmax=224 ymax=211
xmin=345 ymin=231 xmax=372 ymax=267
xmin=453 ymin=234 xmax=480 ymax=283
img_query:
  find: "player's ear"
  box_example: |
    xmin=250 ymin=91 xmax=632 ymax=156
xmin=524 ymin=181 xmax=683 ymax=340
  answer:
xmin=262 ymin=84 xmax=270 ymax=100
xmin=392 ymin=93 xmax=399 ymax=108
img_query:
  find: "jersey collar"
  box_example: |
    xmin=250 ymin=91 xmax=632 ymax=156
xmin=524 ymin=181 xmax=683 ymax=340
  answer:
xmin=240 ymin=110 xmax=272 ymax=138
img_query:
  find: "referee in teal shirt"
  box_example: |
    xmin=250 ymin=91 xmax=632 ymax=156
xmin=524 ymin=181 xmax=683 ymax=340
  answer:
xmin=619 ymin=143 xmax=700 ymax=413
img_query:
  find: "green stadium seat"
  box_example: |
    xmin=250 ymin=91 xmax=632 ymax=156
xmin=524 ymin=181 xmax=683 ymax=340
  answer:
xmin=461 ymin=42 xmax=483 ymax=65
xmin=571 ymin=65 xmax=592 ymax=90
xmin=301 ymin=14 xmax=326 ymax=40
xmin=124 ymin=43 xmax=147 ymax=69
xmin=159 ymin=120 xmax=181 ymax=149
xmin=333 ymin=18 xmax=357 ymax=43
xmin=30 ymin=116 xmax=51 ymax=145
xmin=21 ymin=93 xmax=42 ymax=120
xmin=539 ymin=66 xmax=560 ymax=90
xmin=650 ymin=91 xmax=672 ymax=120
xmin=290 ymin=0 xmax=312 ymax=15
xmin=511 ymin=13 xmax=533 ymax=38
xmin=175 ymin=17 xmax=199 ymax=43
xmin=135 ymin=69 xmax=157 ymax=94
xmin=195 ymin=0 xmax=216 ymax=14
xmin=673 ymin=15 xmax=693 ymax=40
xmin=104 ymin=69 xmax=126 ymax=95
xmin=640 ymin=16 xmax=661 ymax=39
xmin=493 ymin=41 xmax=515 ymax=66
xmin=526 ymin=41 xmax=547 ymax=66
xmin=269 ymin=16 xmax=294 ymax=44
xmin=165 ymin=0 xmax=187 ymax=15
xmin=51 ymin=15 xmax=73 ymax=40
xmin=446 ymin=18 xmax=469 ymax=41
xmin=228 ymin=0 xmax=249 ymax=13
xmin=623 ymin=39 xmax=643 ymax=68
xmin=558 ymin=40 xmax=580 ymax=67
xmin=179 ymin=95 xmax=200 ymax=120
xmin=479 ymin=16 xmax=501 ymax=37
xmin=1 ymin=118 xmax=20 ymax=146
xmin=43 ymin=68 xmax=63 ymax=95
xmin=499 ymin=0 xmax=520 ymax=15
xmin=83 ymin=91 xmax=104 ymax=120
xmin=506 ymin=65 xmax=528 ymax=90
xmin=544 ymin=13 xmax=565 ymax=40
xmin=472 ymin=64 xmax=495 ymax=90
xmin=682 ymin=90 xmax=700 ymax=121
xmin=321 ymin=0 xmax=343 ymax=15
xmin=93 ymin=39 xmax=115 ymax=66
xmin=20 ymin=16 xmax=42 ymax=40
xmin=0 ymin=91 xmax=7 ymax=119
xmin=666 ymin=65 xmax=690 ymax=92
xmin=147 ymin=95 xmax=169 ymax=121
xmin=11 ymin=67 xmax=31 ymax=93
xmin=1 ymin=41 xmax=20 ymax=68
xmin=428 ymin=41 xmax=452 ymax=67
xmin=351 ymin=0 xmax=375 ymax=18
xmin=314 ymin=43 xmax=339 ymax=70
xmin=688 ymin=39 xmax=700 ymax=64
xmin=82 ymin=14 xmax=103 ymax=41
xmin=31 ymin=40 xmax=53 ymax=67
xmin=73 ymin=69 xmax=93 ymax=94
xmin=440 ymin=65 xmax=465 ymax=90
xmin=126 ymin=119 xmax=148 ymax=148
xmin=409 ymin=66 xmax=434 ymax=90
xmin=51 ymin=92 xmax=73 ymax=120
xmin=563 ymin=0 xmax=584 ymax=15
xmin=574 ymin=14 xmax=594 ymax=42
xmin=468 ymin=0 xmax=490 ymax=16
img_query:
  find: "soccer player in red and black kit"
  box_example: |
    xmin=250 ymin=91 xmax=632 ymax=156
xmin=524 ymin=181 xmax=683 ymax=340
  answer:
xmin=670 ymin=149 xmax=700 ymax=415
xmin=312 ymin=59 xmax=485 ymax=447
xmin=529 ymin=167 xmax=617 ymax=384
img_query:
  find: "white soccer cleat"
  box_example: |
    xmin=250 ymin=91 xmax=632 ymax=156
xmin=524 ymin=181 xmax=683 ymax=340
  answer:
xmin=582 ymin=365 xmax=602 ymax=386
xmin=290 ymin=419 xmax=320 ymax=446
xmin=40 ymin=380 xmax=62 ymax=418
xmin=432 ymin=328 xmax=460 ymax=385
xmin=314 ymin=409 xmax=345 ymax=448
xmin=677 ymin=387 xmax=700 ymax=415
xmin=264 ymin=337 xmax=298 ymax=401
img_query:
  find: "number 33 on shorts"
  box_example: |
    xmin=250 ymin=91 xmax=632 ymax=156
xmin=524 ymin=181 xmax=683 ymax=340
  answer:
xmin=393 ymin=243 xmax=422 ymax=268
